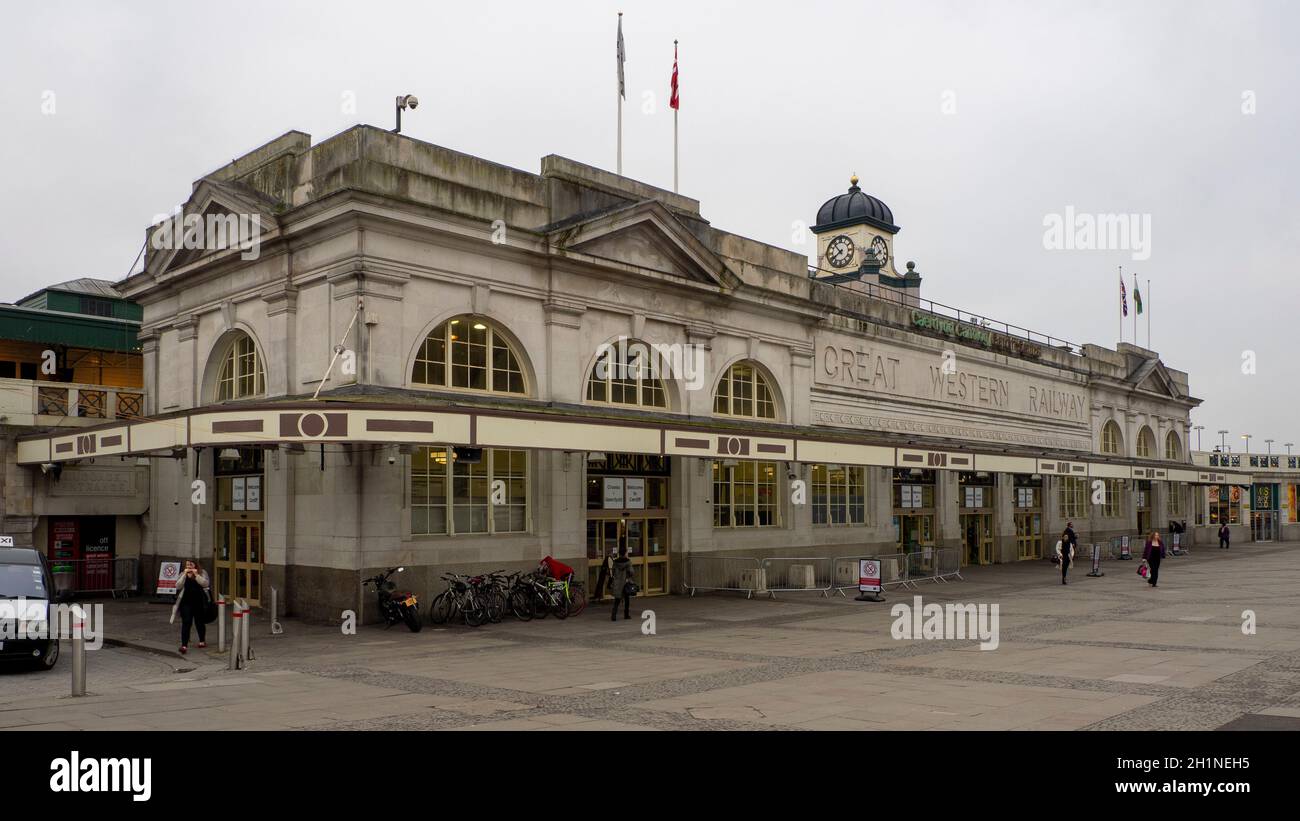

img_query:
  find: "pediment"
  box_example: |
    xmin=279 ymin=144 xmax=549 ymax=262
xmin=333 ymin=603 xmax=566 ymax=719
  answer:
xmin=147 ymin=179 xmax=282 ymax=277
xmin=1132 ymin=359 xmax=1182 ymax=399
xmin=548 ymin=200 xmax=739 ymax=290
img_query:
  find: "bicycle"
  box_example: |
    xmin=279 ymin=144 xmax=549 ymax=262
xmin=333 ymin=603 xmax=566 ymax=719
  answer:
xmin=428 ymin=572 xmax=489 ymax=627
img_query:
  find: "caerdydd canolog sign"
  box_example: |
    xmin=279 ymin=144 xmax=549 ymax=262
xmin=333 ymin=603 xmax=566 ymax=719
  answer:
xmin=813 ymin=332 xmax=1089 ymax=423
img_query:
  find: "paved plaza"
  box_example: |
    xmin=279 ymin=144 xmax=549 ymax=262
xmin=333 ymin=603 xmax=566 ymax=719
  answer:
xmin=4 ymin=543 xmax=1300 ymax=731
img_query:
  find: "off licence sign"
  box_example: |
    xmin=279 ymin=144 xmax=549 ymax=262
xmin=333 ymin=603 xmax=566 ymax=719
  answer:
xmin=858 ymin=559 xmax=881 ymax=593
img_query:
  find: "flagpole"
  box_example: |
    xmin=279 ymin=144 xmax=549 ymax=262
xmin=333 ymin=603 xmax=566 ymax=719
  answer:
xmin=617 ymin=12 xmax=624 ymax=176
xmin=673 ymin=40 xmax=679 ymax=193
xmin=1119 ymin=265 xmax=1123 ymax=344
xmin=1147 ymin=278 xmax=1152 ymax=350
xmin=1132 ymin=272 xmax=1137 ymax=346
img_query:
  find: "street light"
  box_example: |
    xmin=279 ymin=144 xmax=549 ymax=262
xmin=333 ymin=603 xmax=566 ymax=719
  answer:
xmin=1241 ymin=433 xmax=1251 ymax=454
xmin=1218 ymin=429 xmax=1228 ymax=451
xmin=1286 ymin=442 xmax=1294 ymax=456
xmin=1265 ymin=438 xmax=1274 ymax=455
xmin=1193 ymin=425 xmax=1205 ymax=450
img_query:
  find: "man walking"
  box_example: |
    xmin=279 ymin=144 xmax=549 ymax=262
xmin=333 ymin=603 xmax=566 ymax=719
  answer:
xmin=1219 ymin=522 xmax=1231 ymax=549
xmin=1056 ymin=528 xmax=1075 ymax=585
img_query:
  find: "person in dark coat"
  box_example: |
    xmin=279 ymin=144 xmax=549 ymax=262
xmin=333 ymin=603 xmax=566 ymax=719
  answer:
xmin=168 ymin=560 xmax=210 ymax=653
xmin=608 ymin=547 xmax=636 ymax=621
xmin=1143 ymin=531 xmax=1166 ymax=588
xmin=1219 ymin=523 xmax=1231 ymax=549
xmin=1056 ymin=529 xmax=1075 ymax=584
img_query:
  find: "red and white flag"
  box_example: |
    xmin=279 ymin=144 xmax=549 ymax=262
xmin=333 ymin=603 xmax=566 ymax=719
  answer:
xmin=669 ymin=43 xmax=679 ymax=110
xmin=1120 ymin=273 xmax=1128 ymax=317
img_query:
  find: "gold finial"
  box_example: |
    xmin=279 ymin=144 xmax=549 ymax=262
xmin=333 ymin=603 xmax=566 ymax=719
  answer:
xmin=850 ymin=174 xmax=859 ymax=187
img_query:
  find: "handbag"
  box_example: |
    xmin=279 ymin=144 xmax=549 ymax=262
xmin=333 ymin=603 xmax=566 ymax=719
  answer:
xmin=623 ymin=580 xmax=640 ymax=596
xmin=1137 ymin=561 xmax=1149 ymax=578
xmin=201 ymin=588 xmax=219 ymax=624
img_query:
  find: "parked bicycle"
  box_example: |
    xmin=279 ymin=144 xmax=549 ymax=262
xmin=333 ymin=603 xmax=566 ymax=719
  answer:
xmin=428 ymin=572 xmax=489 ymax=627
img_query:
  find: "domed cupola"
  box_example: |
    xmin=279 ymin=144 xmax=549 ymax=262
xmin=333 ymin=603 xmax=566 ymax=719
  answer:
xmin=813 ymin=175 xmax=899 ymax=234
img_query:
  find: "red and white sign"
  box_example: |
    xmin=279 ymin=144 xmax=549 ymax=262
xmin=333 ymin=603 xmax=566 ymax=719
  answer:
xmin=156 ymin=561 xmax=182 ymax=595
xmin=858 ymin=559 xmax=881 ymax=593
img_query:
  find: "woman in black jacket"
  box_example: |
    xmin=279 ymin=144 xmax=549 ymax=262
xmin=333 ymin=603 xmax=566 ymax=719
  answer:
xmin=608 ymin=547 xmax=636 ymax=621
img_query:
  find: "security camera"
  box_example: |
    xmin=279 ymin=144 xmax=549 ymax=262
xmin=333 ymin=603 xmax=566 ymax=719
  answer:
xmin=405 ymin=95 xmax=418 ymax=110
xmin=387 ymin=455 xmax=396 ymax=465
xmin=787 ymin=470 xmax=797 ymax=481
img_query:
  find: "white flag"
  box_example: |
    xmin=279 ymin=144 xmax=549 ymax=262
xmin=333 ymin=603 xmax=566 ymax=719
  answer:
xmin=617 ymin=17 xmax=626 ymax=99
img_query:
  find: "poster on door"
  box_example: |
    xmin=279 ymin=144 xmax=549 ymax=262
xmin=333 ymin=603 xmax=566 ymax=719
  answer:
xmin=624 ymin=478 xmax=645 ymax=510
xmin=231 ymin=477 xmax=246 ymax=511
xmin=602 ymin=478 xmax=624 ymax=509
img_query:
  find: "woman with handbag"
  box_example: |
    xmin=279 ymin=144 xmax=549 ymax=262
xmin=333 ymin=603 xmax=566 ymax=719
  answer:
xmin=608 ymin=546 xmax=637 ymax=622
xmin=1143 ymin=531 xmax=1166 ymax=588
xmin=169 ymin=560 xmax=211 ymax=653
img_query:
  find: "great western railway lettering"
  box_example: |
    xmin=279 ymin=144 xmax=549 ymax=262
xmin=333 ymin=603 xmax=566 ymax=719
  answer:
xmin=1028 ymin=386 xmax=1087 ymax=421
xmin=821 ymin=345 xmax=900 ymax=391
xmin=928 ymin=367 xmax=1010 ymax=408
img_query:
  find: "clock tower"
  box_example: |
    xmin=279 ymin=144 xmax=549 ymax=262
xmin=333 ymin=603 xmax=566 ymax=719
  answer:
xmin=811 ymin=175 xmax=918 ymax=301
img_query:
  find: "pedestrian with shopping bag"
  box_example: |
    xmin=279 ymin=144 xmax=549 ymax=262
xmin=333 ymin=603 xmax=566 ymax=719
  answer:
xmin=1143 ymin=530 xmax=1166 ymax=588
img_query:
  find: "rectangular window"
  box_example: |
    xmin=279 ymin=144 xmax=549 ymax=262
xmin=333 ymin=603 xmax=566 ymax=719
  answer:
xmin=1059 ymin=476 xmax=1087 ymax=519
xmin=712 ymin=460 xmax=779 ymax=528
xmin=811 ymin=464 xmax=867 ymax=526
xmin=1102 ymin=478 xmax=1124 ymax=517
xmin=410 ymin=447 xmax=528 ymax=536
xmin=1168 ymin=482 xmax=1184 ymax=517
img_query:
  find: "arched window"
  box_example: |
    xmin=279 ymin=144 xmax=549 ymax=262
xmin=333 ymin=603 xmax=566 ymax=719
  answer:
xmin=713 ymin=361 xmax=777 ymax=419
xmin=1165 ymin=431 xmax=1181 ymax=461
xmin=411 ymin=315 xmax=525 ymax=394
xmin=1101 ymin=421 xmax=1123 ymax=455
xmin=1136 ymin=426 xmax=1155 ymax=458
xmin=586 ymin=340 xmax=667 ymax=408
xmin=216 ymin=333 xmax=265 ymax=401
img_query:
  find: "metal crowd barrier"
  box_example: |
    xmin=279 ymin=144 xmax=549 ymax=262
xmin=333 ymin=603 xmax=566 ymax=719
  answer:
xmin=684 ymin=556 xmax=765 ymax=598
xmin=50 ymin=558 xmax=139 ymax=597
xmin=760 ymin=557 xmax=834 ymax=598
xmin=905 ymin=547 xmax=961 ymax=585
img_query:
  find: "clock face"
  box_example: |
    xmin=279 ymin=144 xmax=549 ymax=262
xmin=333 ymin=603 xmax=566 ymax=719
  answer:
xmin=870 ymin=236 xmax=889 ymax=266
xmin=826 ymin=235 xmax=855 ymax=268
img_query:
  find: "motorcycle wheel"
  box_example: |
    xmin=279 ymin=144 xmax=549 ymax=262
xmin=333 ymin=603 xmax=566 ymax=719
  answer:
xmin=402 ymin=605 xmax=423 ymax=633
xmin=428 ymin=591 xmax=453 ymax=625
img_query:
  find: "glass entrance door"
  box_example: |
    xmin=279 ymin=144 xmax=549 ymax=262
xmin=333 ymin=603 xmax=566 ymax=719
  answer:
xmin=215 ymin=521 xmax=263 ymax=604
xmin=1014 ymin=511 xmax=1043 ymax=560
xmin=894 ymin=514 xmax=934 ymax=555
xmin=961 ymin=513 xmax=993 ymax=565
xmin=586 ymin=517 xmax=670 ymax=598
xmin=1252 ymin=511 xmax=1276 ymax=542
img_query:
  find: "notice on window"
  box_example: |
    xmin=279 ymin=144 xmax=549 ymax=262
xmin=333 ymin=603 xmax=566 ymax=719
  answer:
xmin=231 ymin=477 xmax=246 ymax=511
xmin=603 ymin=477 xmax=624 ymax=509
xmin=246 ymin=476 xmax=261 ymax=511
xmin=625 ymin=478 xmax=645 ymax=509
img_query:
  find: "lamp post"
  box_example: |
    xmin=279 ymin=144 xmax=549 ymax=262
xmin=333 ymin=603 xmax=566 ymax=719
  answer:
xmin=1265 ymin=439 xmax=1274 ymax=455
xmin=1193 ymin=425 xmax=1204 ymax=450
xmin=1241 ymin=433 xmax=1251 ymax=455
xmin=1286 ymin=443 xmax=1294 ymax=457
xmin=1218 ymin=429 xmax=1228 ymax=452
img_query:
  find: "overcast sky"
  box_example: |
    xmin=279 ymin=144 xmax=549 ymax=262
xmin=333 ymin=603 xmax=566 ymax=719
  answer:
xmin=2 ymin=0 xmax=1296 ymax=453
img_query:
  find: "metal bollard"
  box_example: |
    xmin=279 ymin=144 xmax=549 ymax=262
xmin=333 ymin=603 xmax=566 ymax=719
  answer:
xmin=270 ymin=586 xmax=283 ymax=636
xmin=228 ymin=602 xmax=243 ymax=670
xmin=217 ymin=596 xmax=227 ymax=652
xmin=241 ymin=599 xmax=253 ymax=661
xmin=70 ymin=606 xmax=87 ymax=697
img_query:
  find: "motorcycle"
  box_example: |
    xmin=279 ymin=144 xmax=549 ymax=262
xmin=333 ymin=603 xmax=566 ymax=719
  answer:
xmin=364 ymin=567 xmax=422 ymax=632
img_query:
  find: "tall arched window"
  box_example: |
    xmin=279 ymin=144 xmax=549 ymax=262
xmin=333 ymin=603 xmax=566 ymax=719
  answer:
xmin=1101 ymin=421 xmax=1123 ymax=455
xmin=1165 ymin=431 xmax=1181 ymax=461
xmin=1136 ymin=426 xmax=1155 ymax=458
xmin=713 ymin=361 xmax=777 ymax=419
xmin=411 ymin=315 xmax=525 ymax=394
xmin=216 ymin=333 xmax=265 ymax=401
xmin=586 ymin=340 xmax=667 ymax=408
